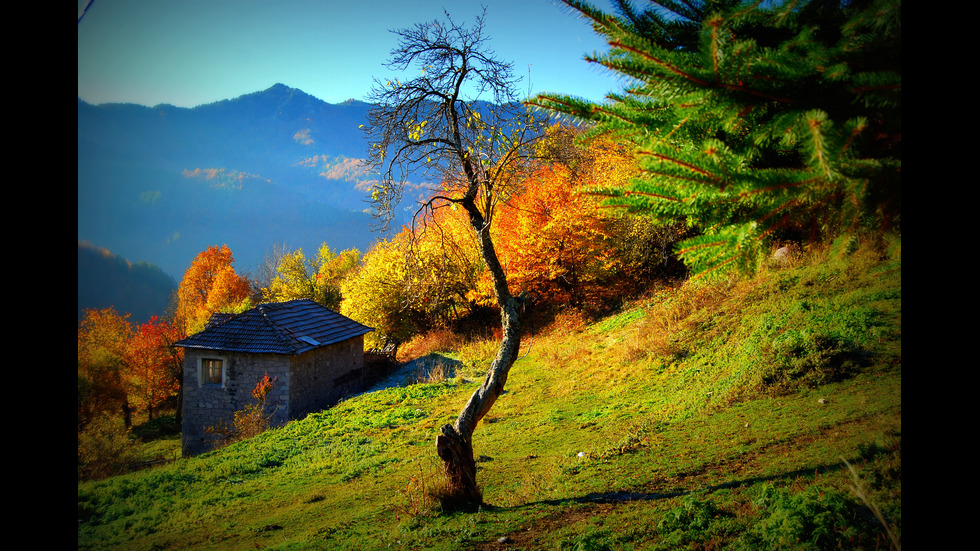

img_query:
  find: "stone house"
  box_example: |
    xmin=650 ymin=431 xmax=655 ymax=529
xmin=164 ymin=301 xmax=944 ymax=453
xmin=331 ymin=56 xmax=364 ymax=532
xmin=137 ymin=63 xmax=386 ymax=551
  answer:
xmin=175 ymin=298 xmax=373 ymax=456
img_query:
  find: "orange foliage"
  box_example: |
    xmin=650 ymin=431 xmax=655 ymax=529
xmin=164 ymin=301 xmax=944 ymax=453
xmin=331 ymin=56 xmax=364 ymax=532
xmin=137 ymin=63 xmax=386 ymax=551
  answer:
xmin=252 ymin=373 xmax=277 ymax=401
xmin=78 ymin=307 xmax=134 ymax=427
xmin=175 ymin=245 xmax=252 ymax=335
xmin=123 ymin=316 xmax=183 ymax=420
xmin=469 ymin=136 xmax=638 ymax=312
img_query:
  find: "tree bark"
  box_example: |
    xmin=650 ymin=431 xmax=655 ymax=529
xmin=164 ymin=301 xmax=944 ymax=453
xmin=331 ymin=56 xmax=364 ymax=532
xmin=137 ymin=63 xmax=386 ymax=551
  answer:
xmin=175 ymin=381 xmax=183 ymax=425
xmin=435 ymin=195 xmax=523 ymax=508
xmin=121 ymin=400 xmax=132 ymax=429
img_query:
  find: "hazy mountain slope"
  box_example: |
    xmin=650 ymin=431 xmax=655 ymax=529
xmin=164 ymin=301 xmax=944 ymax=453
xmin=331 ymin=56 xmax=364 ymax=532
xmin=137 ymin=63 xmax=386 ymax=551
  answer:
xmin=78 ymin=84 xmax=385 ymax=281
xmin=77 ymin=241 xmax=177 ymax=324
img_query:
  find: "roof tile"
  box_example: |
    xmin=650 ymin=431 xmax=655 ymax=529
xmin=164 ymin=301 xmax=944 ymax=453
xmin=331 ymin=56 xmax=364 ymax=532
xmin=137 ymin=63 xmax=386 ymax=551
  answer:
xmin=174 ymin=299 xmax=373 ymax=354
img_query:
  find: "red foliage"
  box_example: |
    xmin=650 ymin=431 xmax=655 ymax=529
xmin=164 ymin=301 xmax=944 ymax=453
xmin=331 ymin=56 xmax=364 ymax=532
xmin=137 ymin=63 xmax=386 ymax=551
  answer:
xmin=252 ymin=374 xmax=277 ymax=402
xmin=123 ymin=316 xmax=184 ymax=419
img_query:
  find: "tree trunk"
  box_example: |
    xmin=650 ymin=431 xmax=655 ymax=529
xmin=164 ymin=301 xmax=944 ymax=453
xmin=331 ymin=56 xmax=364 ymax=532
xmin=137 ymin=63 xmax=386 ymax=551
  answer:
xmin=175 ymin=381 xmax=183 ymax=425
xmin=121 ymin=400 xmax=132 ymax=429
xmin=436 ymin=198 xmax=523 ymax=508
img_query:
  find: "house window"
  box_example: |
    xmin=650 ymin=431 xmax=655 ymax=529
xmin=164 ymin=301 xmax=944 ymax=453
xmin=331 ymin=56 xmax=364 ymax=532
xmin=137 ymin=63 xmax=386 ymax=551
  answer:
xmin=201 ymin=358 xmax=224 ymax=386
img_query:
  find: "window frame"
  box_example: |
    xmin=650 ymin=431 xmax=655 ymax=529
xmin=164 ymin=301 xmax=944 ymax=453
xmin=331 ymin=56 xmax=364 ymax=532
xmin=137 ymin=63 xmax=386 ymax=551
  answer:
xmin=199 ymin=356 xmax=227 ymax=388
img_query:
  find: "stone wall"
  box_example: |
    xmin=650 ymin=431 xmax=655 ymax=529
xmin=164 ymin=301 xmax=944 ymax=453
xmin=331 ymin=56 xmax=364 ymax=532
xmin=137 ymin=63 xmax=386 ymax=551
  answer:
xmin=288 ymin=335 xmax=365 ymax=420
xmin=181 ymin=335 xmax=365 ymax=456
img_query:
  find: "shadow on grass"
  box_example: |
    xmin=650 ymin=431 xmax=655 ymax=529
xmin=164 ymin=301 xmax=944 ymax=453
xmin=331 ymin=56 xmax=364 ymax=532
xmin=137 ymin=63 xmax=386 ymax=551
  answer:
xmin=408 ymin=353 xmax=463 ymax=382
xmin=498 ymin=459 xmax=855 ymax=510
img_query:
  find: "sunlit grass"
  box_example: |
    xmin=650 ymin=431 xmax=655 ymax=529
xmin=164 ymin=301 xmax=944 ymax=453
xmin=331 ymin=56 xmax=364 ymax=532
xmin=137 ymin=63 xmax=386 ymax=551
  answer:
xmin=78 ymin=241 xmax=900 ymax=550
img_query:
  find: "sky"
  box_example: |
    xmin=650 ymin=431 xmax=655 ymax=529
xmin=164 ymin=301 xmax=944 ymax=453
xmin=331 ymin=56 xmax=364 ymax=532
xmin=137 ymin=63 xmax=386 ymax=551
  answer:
xmin=77 ymin=0 xmax=626 ymax=108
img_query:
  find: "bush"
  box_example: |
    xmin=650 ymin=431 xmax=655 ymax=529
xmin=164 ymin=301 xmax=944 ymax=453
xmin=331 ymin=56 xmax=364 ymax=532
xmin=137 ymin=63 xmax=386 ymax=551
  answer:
xmin=78 ymin=414 xmax=138 ymax=481
xmin=397 ymin=328 xmax=466 ymax=363
xmin=761 ymin=331 xmax=867 ymax=391
xmin=735 ymin=484 xmax=888 ymax=550
xmin=655 ymin=494 xmax=737 ymax=549
xmin=205 ymin=374 xmax=278 ymax=449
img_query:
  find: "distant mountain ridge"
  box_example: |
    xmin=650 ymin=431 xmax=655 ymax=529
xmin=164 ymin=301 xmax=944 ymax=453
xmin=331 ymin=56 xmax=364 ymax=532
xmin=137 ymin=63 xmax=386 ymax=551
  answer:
xmin=77 ymin=241 xmax=177 ymax=324
xmin=78 ymin=84 xmax=387 ymax=284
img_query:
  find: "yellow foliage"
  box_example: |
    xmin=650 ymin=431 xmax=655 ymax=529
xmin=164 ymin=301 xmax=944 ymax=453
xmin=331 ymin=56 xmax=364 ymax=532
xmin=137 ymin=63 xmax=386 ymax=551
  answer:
xmin=340 ymin=237 xmax=413 ymax=350
xmin=262 ymin=244 xmax=359 ymax=311
xmin=340 ymin=204 xmax=482 ymax=349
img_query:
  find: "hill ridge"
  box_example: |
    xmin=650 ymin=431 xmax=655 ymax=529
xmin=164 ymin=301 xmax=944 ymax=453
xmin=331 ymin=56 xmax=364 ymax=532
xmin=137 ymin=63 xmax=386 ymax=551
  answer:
xmin=78 ymin=83 xmax=385 ymax=283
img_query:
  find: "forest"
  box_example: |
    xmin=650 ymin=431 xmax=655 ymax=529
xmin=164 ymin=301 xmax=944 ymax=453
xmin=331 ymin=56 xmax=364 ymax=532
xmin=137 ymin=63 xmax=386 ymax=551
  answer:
xmin=79 ymin=1 xmax=900 ymax=548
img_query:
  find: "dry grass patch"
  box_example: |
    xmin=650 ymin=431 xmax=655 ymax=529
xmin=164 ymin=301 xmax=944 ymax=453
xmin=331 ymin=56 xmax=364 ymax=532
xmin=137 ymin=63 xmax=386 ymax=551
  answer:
xmin=397 ymin=328 xmax=468 ymax=362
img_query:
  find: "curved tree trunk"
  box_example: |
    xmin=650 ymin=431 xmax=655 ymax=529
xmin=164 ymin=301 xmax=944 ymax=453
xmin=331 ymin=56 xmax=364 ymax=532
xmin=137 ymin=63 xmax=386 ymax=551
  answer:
xmin=362 ymin=8 xmax=542 ymax=511
xmin=436 ymin=195 xmax=523 ymax=508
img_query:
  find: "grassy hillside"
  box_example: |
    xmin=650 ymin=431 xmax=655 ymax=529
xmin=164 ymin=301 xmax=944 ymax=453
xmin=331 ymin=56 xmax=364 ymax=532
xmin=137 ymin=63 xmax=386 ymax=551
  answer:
xmin=77 ymin=242 xmax=901 ymax=550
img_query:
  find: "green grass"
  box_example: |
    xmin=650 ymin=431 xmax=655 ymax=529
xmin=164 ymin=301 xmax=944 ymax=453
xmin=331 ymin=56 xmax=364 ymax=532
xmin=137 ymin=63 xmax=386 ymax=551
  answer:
xmin=78 ymin=243 xmax=900 ymax=550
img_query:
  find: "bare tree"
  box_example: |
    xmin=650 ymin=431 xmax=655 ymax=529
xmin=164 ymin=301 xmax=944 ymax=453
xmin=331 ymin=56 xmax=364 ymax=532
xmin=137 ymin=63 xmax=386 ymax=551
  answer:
xmin=255 ymin=242 xmax=291 ymax=292
xmin=364 ymin=9 xmax=545 ymax=507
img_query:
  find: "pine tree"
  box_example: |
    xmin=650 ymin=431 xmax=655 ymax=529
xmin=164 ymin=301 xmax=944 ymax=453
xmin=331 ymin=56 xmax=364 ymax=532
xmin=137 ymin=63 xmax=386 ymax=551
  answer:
xmin=531 ymin=0 xmax=900 ymax=277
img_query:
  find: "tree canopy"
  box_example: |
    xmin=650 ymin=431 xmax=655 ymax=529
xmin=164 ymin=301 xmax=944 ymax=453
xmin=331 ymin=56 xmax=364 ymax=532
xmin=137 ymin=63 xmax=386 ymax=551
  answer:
xmin=78 ymin=307 xmax=134 ymax=429
xmin=123 ymin=316 xmax=183 ymax=421
xmin=174 ymin=245 xmax=252 ymax=336
xmin=262 ymin=244 xmax=360 ymax=311
xmin=530 ymin=0 xmax=901 ymax=278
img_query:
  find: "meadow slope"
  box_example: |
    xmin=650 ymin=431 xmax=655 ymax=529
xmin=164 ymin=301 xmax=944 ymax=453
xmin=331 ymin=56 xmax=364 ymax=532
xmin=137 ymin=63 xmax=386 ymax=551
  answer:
xmin=78 ymin=243 xmax=901 ymax=550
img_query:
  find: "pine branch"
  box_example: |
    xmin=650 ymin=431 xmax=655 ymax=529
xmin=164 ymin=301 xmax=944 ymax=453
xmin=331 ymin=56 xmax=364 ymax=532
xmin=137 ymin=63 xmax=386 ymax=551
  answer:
xmin=639 ymin=149 xmax=724 ymax=183
xmin=608 ymin=40 xmax=712 ymax=87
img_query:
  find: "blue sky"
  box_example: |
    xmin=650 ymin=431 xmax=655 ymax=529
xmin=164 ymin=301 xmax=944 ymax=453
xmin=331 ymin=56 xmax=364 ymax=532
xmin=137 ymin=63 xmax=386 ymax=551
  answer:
xmin=77 ymin=0 xmax=624 ymax=108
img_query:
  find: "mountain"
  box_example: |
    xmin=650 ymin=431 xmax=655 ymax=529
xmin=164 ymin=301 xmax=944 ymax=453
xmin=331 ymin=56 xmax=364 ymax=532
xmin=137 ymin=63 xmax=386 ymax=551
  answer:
xmin=77 ymin=241 xmax=177 ymax=324
xmin=78 ymin=84 xmax=390 ymax=282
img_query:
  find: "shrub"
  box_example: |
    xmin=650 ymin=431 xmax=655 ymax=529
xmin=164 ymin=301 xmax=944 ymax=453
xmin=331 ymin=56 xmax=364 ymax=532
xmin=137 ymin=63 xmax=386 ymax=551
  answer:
xmin=205 ymin=374 xmax=278 ymax=449
xmin=77 ymin=414 xmax=139 ymax=481
xmin=397 ymin=328 xmax=466 ymax=363
xmin=760 ymin=331 xmax=867 ymax=392
xmin=655 ymin=494 xmax=737 ymax=549
xmin=735 ymin=484 xmax=888 ymax=550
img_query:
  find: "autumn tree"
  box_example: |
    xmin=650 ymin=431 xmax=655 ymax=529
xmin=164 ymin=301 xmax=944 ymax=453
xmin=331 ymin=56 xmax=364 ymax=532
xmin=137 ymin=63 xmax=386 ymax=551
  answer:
xmin=262 ymin=244 xmax=360 ymax=310
xmin=78 ymin=307 xmax=134 ymax=428
xmin=484 ymin=163 xmax=614 ymax=308
xmin=123 ymin=316 xmax=183 ymax=421
xmin=174 ymin=245 xmax=252 ymax=336
xmin=340 ymin=235 xmax=418 ymax=351
xmin=465 ymin=126 xmax=647 ymax=314
xmin=340 ymin=213 xmax=481 ymax=353
xmin=363 ymin=9 xmax=547 ymax=506
xmin=402 ymin=195 xmax=484 ymax=326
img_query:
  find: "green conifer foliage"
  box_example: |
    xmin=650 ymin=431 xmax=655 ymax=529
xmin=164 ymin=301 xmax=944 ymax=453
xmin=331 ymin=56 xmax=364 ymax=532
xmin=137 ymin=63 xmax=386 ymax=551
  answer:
xmin=532 ymin=0 xmax=900 ymax=277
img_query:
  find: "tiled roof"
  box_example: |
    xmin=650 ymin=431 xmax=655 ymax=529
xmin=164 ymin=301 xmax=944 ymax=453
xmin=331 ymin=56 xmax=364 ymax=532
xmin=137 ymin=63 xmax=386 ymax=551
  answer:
xmin=174 ymin=299 xmax=373 ymax=355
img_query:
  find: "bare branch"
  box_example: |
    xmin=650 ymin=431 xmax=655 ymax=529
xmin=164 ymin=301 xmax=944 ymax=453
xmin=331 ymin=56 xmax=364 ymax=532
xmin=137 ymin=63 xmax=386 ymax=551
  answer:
xmin=361 ymin=8 xmax=550 ymax=508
